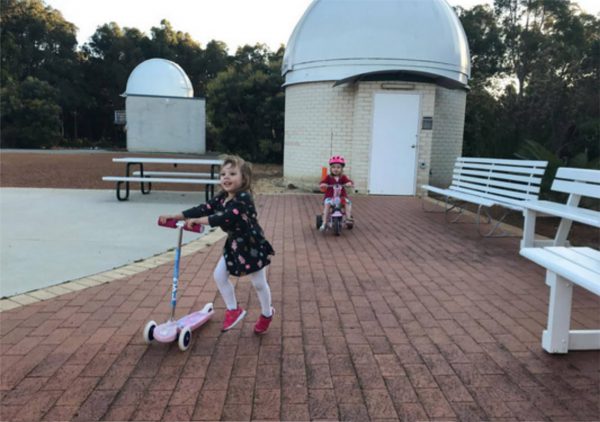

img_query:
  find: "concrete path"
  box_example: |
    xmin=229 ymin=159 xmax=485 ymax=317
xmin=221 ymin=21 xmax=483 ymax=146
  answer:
xmin=0 ymin=188 xmax=205 ymax=297
xmin=0 ymin=195 xmax=598 ymax=421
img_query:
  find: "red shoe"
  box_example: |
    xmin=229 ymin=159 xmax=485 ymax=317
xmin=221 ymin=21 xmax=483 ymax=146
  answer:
xmin=222 ymin=307 xmax=246 ymax=332
xmin=254 ymin=308 xmax=275 ymax=335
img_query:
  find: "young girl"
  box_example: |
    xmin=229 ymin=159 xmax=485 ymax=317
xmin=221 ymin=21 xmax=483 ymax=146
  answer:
xmin=319 ymin=155 xmax=353 ymax=231
xmin=159 ymin=155 xmax=275 ymax=334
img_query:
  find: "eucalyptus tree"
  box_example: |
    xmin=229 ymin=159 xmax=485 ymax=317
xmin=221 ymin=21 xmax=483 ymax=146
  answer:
xmin=1 ymin=0 xmax=81 ymax=147
xmin=457 ymin=0 xmax=599 ymax=168
xmin=206 ymin=44 xmax=285 ymax=162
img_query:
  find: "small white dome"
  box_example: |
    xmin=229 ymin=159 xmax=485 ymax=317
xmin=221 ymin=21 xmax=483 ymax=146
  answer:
xmin=124 ymin=58 xmax=193 ymax=97
xmin=283 ymin=0 xmax=471 ymax=88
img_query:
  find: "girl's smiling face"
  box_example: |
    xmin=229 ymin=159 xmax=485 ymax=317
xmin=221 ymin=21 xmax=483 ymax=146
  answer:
xmin=330 ymin=163 xmax=343 ymax=176
xmin=220 ymin=163 xmax=243 ymax=195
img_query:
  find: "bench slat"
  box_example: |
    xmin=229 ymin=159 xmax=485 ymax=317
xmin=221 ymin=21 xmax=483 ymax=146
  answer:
xmin=520 ymin=247 xmax=600 ymax=295
xmin=421 ymin=185 xmax=496 ymax=206
xmin=555 ymin=167 xmax=600 ymax=182
xmin=458 ymin=157 xmax=548 ymax=167
xmin=452 ymin=181 xmax=538 ymax=201
xmin=523 ymin=200 xmax=600 ymax=228
xmin=549 ymin=247 xmax=600 ymax=273
xmin=552 ymin=180 xmax=600 ymax=198
xmin=450 ymin=187 xmax=527 ymax=209
xmin=112 ymin=157 xmax=222 ymax=165
xmin=454 ymin=168 xmax=544 ymax=184
xmin=456 ymin=162 xmax=547 ymax=175
xmin=453 ymin=175 xmax=542 ymax=194
xmin=132 ymin=171 xmax=212 ymax=178
xmin=102 ymin=176 xmax=220 ymax=184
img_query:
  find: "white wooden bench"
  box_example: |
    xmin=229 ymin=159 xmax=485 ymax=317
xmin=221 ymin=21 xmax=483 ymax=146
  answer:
xmin=521 ymin=167 xmax=600 ymax=248
xmin=519 ymin=167 xmax=600 ymax=354
xmin=102 ymin=157 xmax=223 ymax=201
xmin=422 ymin=157 xmax=548 ymax=236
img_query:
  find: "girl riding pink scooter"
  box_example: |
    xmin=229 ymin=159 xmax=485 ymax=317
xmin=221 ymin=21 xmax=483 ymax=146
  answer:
xmin=318 ymin=155 xmax=354 ymax=232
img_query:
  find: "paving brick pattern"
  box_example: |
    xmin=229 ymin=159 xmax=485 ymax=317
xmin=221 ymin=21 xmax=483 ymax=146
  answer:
xmin=1 ymin=195 xmax=598 ymax=421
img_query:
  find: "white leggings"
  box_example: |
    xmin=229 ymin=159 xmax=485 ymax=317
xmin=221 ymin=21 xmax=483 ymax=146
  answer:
xmin=213 ymin=256 xmax=272 ymax=317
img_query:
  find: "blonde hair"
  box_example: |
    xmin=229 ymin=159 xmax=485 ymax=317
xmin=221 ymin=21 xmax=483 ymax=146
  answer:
xmin=220 ymin=154 xmax=253 ymax=195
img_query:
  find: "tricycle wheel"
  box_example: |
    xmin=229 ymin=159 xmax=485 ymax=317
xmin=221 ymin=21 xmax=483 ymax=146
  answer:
xmin=333 ymin=217 xmax=342 ymax=236
xmin=143 ymin=320 xmax=157 ymax=343
xmin=178 ymin=326 xmax=192 ymax=351
xmin=316 ymin=215 xmax=323 ymax=230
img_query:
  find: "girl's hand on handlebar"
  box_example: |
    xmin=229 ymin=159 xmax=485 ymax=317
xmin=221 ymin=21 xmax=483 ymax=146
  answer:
xmin=185 ymin=218 xmax=202 ymax=230
xmin=159 ymin=215 xmax=178 ymax=224
xmin=345 ymin=182 xmax=353 ymax=187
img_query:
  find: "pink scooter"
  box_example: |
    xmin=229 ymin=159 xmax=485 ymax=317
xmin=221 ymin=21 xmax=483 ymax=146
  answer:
xmin=143 ymin=218 xmax=214 ymax=351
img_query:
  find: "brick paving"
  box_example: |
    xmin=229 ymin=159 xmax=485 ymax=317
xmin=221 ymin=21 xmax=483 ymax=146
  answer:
xmin=1 ymin=194 xmax=599 ymax=421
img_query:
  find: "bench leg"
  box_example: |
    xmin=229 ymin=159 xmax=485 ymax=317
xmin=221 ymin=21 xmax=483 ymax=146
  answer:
xmin=141 ymin=182 xmax=152 ymax=195
xmin=477 ymin=208 xmax=519 ymax=238
xmin=542 ymin=272 xmax=572 ymax=354
xmin=444 ymin=199 xmax=473 ymax=223
xmin=116 ymin=181 xmax=129 ymax=201
xmin=421 ymin=195 xmax=446 ymax=213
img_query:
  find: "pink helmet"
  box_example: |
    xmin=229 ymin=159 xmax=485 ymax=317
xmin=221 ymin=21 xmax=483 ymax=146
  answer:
xmin=329 ymin=155 xmax=346 ymax=167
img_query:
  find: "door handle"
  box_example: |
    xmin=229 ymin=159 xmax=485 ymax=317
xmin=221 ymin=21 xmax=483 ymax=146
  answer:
xmin=411 ymin=145 xmax=416 ymax=148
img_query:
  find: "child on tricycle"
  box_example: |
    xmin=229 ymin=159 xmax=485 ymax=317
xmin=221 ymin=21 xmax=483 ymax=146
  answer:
xmin=317 ymin=155 xmax=354 ymax=234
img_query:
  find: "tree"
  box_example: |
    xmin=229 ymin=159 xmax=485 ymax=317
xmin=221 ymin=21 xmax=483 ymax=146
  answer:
xmin=206 ymin=44 xmax=285 ymax=162
xmin=1 ymin=77 xmax=62 ymax=148
xmin=457 ymin=0 xmax=599 ymax=170
xmin=1 ymin=0 xmax=82 ymax=145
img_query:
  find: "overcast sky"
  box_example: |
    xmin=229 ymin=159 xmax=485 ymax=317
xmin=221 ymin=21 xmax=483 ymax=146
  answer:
xmin=45 ymin=0 xmax=600 ymax=51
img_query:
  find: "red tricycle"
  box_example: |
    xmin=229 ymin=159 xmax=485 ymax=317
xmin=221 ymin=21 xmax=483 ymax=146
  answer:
xmin=316 ymin=183 xmax=353 ymax=236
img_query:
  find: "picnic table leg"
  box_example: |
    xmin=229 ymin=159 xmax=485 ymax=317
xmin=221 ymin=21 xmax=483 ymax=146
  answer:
xmin=542 ymin=272 xmax=572 ymax=354
xmin=116 ymin=181 xmax=129 ymax=201
xmin=210 ymin=164 xmax=218 ymax=199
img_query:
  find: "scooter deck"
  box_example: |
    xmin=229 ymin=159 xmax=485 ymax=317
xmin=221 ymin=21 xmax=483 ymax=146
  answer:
xmin=154 ymin=308 xmax=214 ymax=343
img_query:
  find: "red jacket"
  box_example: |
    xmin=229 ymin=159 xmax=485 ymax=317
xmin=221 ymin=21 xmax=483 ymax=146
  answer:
xmin=321 ymin=175 xmax=352 ymax=199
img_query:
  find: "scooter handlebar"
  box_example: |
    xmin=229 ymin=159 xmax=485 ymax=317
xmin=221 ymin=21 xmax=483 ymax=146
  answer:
xmin=158 ymin=218 xmax=203 ymax=233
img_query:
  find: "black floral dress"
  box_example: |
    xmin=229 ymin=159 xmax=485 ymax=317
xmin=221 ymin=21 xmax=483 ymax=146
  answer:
xmin=182 ymin=191 xmax=274 ymax=276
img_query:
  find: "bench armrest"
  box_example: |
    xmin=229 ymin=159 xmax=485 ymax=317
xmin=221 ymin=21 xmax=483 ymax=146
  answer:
xmin=521 ymin=200 xmax=600 ymax=248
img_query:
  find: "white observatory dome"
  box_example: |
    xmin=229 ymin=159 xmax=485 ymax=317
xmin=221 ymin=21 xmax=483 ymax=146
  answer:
xmin=124 ymin=58 xmax=194 ymax=97
xmin=283 ymin=0 xmax=471 ymax=88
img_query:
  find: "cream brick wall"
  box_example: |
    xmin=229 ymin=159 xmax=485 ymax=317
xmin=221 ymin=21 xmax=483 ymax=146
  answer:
xmin=284 ymin=81 xmax=447 ymax=194
xmin=428 ymin=87 xmax=467 ymax=188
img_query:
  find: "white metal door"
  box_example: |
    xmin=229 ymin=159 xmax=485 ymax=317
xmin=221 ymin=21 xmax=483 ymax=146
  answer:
xmin=369 ymin=93 xmax=420 ymax=195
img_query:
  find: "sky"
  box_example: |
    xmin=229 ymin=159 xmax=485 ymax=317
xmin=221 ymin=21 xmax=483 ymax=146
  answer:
xmin=45 ymin=0 xmax=600 ymax=51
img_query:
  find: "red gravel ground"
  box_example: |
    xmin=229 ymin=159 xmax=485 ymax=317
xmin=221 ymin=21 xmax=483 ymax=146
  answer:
xmin=0 ymin=150 xmax=281 ymax=191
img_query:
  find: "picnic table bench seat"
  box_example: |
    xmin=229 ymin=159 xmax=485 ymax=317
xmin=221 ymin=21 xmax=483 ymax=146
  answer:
xmin=102 ymin=156 xmax=223 ymax=201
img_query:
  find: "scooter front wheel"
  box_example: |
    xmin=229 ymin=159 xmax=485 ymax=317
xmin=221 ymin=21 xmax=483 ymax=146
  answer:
xmin=143 ymin=320 xmax=157 ymax=343
xmin=178 ymin=326 xmax=192 ymax=351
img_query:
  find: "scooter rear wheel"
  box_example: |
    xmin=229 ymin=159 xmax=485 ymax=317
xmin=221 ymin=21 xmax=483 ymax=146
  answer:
xmin=178 ymin=326 xmax=192 ymax=351
xmin=143 ymin=320 xmax=157 ymax=343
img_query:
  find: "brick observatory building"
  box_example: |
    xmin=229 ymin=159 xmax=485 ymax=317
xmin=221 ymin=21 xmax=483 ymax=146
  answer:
xmin=282 ymin=0 xmax=471 ymax=195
